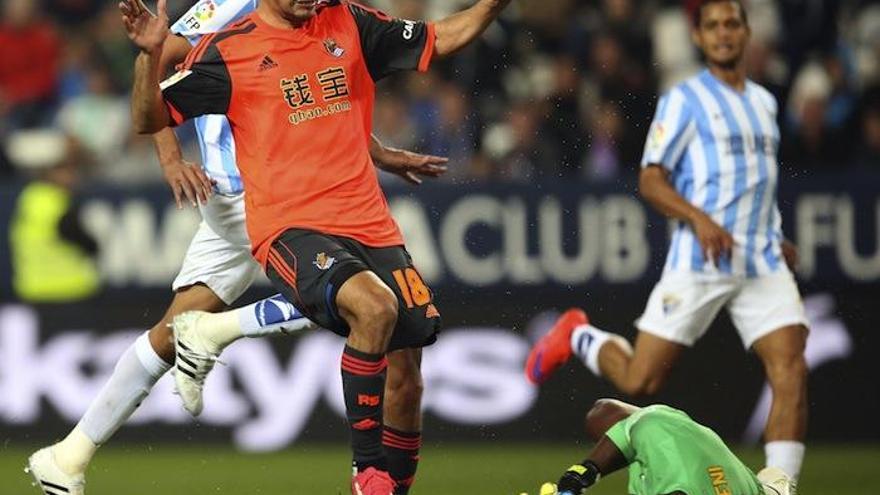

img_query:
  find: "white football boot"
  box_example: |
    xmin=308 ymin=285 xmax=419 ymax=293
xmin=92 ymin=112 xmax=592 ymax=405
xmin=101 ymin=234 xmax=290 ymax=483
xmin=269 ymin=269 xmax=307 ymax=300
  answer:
xmin=25 ymin=447 xmax=85 ymax=495
xmin=171 ymin=311 xmax=224 ymax=416
xmin=757 ymin=466 xmax=796 ymax=495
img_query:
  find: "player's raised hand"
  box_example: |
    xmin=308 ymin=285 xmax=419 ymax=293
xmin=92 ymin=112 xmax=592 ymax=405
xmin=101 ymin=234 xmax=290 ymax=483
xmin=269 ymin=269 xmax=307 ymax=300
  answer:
xmin=160 ymin=156 xmax=215 ymax=209
xmin=119 ymin=0 xmax=169 ymax=54
xmin=691 ymin=212 xmax=734 ymax=265
xmin=375 ymin=147 xmax=449 ymax=185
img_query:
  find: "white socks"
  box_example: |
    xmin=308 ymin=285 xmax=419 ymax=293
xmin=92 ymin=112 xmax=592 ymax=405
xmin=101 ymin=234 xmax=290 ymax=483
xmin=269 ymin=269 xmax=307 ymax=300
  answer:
xmin=49 ymin=295 xmax=312 ymax=477
xmin=51 ymin=426 xmax=96 ymax=476
xmin=198 ymin=310 xmax=244 ymax=353
xmin=570 ymin=324 xmax=613 ymax=376
xmin=570 ymin=324 xmax=634 ymax=377
xmin=765 ymin=440 xmax=805 ymax=480
xmin=55 ymin=331 xmax=171 ymax=475
xmin=192 ymin=294 xmax=314 ymax=353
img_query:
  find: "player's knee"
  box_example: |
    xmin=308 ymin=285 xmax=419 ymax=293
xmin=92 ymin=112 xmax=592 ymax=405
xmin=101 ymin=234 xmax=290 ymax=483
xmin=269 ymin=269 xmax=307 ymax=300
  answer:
xmin=354 ymin=284 xmax=399 ymax=333
xmin=147 ymin=324 xmax=175 ymax=361
xmin=621 ymin=374 xmax=664 ymax=398
xmin=640 ymin=378 xmax=666 ymax=397
xmin=367 ymin=291 xmax=399 ymax=332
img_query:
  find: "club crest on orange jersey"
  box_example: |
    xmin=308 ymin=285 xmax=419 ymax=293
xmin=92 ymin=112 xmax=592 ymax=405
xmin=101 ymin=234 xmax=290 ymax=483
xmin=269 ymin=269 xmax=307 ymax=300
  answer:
xmin=324 ymin=38 xmax=345 ymax=58
xmin=313 ymin=252 xmax=336 ymax=270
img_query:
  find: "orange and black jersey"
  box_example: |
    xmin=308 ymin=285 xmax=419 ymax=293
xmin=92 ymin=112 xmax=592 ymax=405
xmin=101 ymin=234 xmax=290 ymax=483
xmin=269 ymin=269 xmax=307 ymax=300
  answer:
xmin=160 ymin=0 xmax=435 ymax=267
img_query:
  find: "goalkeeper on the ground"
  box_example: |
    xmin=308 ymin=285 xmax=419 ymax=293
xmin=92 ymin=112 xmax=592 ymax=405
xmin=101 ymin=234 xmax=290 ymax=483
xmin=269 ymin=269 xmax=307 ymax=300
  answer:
xmin=541 ymin=399 xmax=794 ymax=495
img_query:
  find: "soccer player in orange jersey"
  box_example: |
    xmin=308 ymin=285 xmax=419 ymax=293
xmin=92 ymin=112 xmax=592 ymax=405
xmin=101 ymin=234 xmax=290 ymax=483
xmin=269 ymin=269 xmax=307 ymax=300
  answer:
xmin=121 ymin=0 xmax=511 ymax=493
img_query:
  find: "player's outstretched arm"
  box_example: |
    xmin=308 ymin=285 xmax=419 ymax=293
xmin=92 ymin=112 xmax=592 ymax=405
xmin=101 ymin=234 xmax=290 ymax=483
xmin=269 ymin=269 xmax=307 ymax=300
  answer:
xmin=554 ymin=435 xmax=629 ymax=494
xmin=639 ymin=164 xmax=733 ymax=264
xmin=551 ymin=399 xmax=638 ymax=493
xmin=433 ymin=0 xmax=511 ymax=58
xmin=122 ymin=0 xmax=174 ymax=134
xmin=369 ymin=134 xmax=449 ymax=185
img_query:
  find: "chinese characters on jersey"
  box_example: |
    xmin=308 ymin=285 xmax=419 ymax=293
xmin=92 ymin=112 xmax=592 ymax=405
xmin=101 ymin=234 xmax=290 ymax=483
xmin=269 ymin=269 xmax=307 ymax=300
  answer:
xmin=280 ymin=67 xmax=352 ymax=125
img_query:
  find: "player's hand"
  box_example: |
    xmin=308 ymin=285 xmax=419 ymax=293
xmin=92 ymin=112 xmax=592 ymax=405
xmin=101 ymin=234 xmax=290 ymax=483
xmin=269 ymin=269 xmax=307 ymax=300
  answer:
xmin=160 ymin=157 xmax=214 ymax=209
xmin=691 ymin=212 xmax=734 ymax=266
xmin=782 ymin=239 xmax=799 ymax=271
xmin=555 ymin=463 xmax=601 ymax=494
xmin=375 ymin=147 xmax=449 ymax=185
xmin=557 ymin=471 xmax=587 ymax=494
xmin=119 ymin=0 xmax=169 ymax=54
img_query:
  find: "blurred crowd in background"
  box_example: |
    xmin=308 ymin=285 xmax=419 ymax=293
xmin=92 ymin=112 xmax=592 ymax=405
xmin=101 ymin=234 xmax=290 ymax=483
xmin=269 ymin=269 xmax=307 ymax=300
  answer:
xmin=1 ymin=0 xmax=879 ymax=186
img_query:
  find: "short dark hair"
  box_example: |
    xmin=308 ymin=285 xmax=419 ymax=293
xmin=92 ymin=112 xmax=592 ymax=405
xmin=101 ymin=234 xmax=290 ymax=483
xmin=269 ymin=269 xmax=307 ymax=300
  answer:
xmin=694 ymin=0 xmax=749 ymax=28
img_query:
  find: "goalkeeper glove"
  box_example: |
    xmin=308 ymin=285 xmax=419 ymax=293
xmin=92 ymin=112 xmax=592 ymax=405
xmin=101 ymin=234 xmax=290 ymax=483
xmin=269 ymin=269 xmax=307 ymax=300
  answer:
xmin=556 ymin=461 xmax=601 ymax=494
xmin=539 ymin=482 xmax=559 ymax=495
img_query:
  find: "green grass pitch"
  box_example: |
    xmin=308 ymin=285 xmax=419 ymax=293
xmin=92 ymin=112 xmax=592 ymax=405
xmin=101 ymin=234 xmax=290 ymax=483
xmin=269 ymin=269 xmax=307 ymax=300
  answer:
xmin=3 ymin=443 xmax=879 ymax=494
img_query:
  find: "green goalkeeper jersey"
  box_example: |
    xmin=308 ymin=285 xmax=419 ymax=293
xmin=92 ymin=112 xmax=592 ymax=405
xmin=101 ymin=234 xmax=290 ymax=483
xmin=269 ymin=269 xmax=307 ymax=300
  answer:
xmin=605 ymin=405 xmax=763 ymax=495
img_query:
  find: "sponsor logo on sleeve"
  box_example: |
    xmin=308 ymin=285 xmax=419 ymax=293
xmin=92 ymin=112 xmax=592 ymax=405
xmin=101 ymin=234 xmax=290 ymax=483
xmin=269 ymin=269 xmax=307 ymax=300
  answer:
xmin=194 ymin=0 xmax=217 ymax=21
xmin=648 ymin=122 xmax=667 ymax=152
xmin=178 ymin=0 xmax=217 ymax=31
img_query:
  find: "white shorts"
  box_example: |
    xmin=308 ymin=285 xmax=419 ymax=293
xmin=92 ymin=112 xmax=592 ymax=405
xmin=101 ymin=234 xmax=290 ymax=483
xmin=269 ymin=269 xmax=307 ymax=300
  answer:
xmin=636 ymin=269 xmax=808 ymax=349
xmin=172 ymin=193 xmax=262 ymax=305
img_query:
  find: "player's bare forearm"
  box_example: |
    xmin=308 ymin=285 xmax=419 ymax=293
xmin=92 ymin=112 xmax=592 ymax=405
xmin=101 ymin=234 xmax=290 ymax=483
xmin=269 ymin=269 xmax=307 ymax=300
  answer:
xmin=154 ymin=126 xmax=213 ymax=208
xmin=556 ymin=436 xmax=628 ymax=493
xmin=586 ymin=435 xmax=629 ymax=475
xmin=121 ymin=0 xmax=172 ymax=134
xmin=132 ymin=50 xmax=173 ymax=134
xmin=369 ymin=133 xmax=386 ymax=161
xmin=368 ymin=133 xmax=448 ymax=185
xmin=153 ymin=127 xmax=183 ymax=163
xmin=640 ymin=164 xmax=733 ymax=261
xmin=639 ymin=165 xmax=706 ymax=226
xmin=158 ymin=34 xmax=193 ymax=78
xmin=434 ymin=0 xmax=511 ymax=58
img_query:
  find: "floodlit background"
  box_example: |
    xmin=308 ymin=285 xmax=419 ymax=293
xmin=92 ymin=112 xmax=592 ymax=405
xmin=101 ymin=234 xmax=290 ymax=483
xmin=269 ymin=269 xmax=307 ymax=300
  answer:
xmin=1 ymin=0 xmax=879 ymax=493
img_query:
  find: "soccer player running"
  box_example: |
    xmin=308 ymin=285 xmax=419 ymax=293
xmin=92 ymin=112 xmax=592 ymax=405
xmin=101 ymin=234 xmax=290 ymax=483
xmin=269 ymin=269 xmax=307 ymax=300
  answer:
xmin=539 ymin=399 xmax=794 ymax=495
xmin=25 ymin=1 xmax=448 ymax=494
xmin=122 ymin=0 xmax=510 ymax=493
xmin=527 ymin=0 xmax=809 ymax=487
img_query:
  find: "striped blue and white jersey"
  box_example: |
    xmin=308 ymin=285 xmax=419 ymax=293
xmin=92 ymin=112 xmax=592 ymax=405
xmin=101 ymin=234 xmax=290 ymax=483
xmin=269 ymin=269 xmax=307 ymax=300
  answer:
xmin=170 ymin=0 xmax=258 ymax=195
xmin=641 ymin=70 xmax=784 ymax=278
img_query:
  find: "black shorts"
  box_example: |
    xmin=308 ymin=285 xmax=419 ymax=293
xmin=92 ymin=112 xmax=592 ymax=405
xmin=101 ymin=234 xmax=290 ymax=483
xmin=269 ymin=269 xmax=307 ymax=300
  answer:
xmin=265 ymin=228 xmax=441 ymax=351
